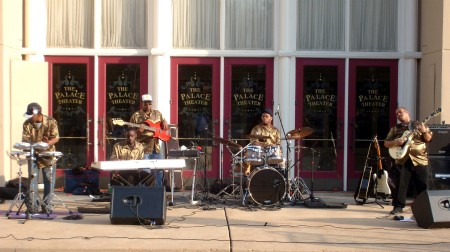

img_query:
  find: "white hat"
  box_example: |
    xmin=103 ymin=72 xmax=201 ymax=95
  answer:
xmin=142 ymin=94 xmax=152 ymax=102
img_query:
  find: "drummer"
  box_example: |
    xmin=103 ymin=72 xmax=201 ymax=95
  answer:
xmin=249 ymin=108 xmax=281 ymax=146
xmin=22 ymin=102 xmax=60 ymax=210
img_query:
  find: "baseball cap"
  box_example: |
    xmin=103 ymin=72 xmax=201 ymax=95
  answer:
xmin=24 ymin=102 xmax=42 ymax=118
xmin=262 ymin=108 xmax=273 ymax=117
xmin=142 ymin=94 xmax=152 ymax=102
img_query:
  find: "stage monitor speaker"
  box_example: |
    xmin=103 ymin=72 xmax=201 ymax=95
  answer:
xmin=411 ymin=190 xmax=450 ymax=229
xmin=428 ymin=125 xmax=450 ymax=156
xmin=428 ymin=156 xmax=450 ymax=190
xmin=110 ymin=186 xmax=166 ymax=225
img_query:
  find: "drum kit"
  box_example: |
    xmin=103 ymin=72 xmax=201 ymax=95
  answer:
xmin=216 ymin=127 xmax=314 ymax=207
xmin=6 ymin=141 xmax=70 ymax=219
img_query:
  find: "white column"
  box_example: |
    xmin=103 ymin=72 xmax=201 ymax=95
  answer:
xmin=152 ymin=0 xmax=173 ymax=123
xmin=277 ymin=0 xmax=297 ymax=180
xmin=397 ymin=0 xmax=419 ymax=115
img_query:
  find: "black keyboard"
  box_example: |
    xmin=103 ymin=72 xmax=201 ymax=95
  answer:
xmin=168 ymin=150 xmax=200 ymax=158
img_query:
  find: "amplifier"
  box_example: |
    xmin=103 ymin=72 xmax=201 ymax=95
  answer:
xmin=428 ymin=156 xmax=450 ymax=190
xmin=428 ymin=125 xmax=450 ymax=156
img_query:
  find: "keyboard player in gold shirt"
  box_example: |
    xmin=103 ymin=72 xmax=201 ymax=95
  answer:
xmin=110 ymin=128 xmax=146 ymax=186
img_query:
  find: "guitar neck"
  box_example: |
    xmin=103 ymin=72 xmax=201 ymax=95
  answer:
xmin=123 ymin=122 xmax=157 ymax=131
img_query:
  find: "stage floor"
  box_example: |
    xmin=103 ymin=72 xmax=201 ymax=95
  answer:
xmin=1 ymin=190 xmax=449 ymax=252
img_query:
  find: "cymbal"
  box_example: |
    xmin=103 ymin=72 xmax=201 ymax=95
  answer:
xmin=285 ymin=127 xmax=313 ymax=139
xmin=213 ymin=137 xmax=242 ymax=148
xmin=243 ymin=134 xmax=270 ymax=140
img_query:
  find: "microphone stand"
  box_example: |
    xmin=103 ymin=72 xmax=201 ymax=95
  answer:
xmin=306 ymin=142 xmax=320 ymax=203
xmin=200 ymin=127 xmax=214 ymax=202
xmin=274 ymin=106 xmax=290 ymax=198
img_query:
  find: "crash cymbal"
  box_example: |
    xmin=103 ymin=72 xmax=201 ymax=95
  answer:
xmin=243 ymin=134 xmax=270 ymax=140
xmin=285 ymin=127 xmax=313 ymax=139
xmin=213 ymin=137 xmax=242 ymax=148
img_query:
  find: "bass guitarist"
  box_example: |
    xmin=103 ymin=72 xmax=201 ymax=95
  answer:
xmin=130 ymin=94 xmax=169 ymax=187
xmin=384 ymin=107 xmax=433 ymax=215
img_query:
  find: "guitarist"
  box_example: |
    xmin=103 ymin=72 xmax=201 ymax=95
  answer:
xmin=384 ymin=107 xmax=433 ymax=215
xmin=130 ymin=94 xmax=169 ymax=187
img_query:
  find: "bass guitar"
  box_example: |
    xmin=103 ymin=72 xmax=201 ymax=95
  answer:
xmin=388 ymin=107 xmax=441 ymax=160
xmin=112 ymin=118 xmax=171 ymax=142
xmin=372 ymin=136 xmax=391 ymax=197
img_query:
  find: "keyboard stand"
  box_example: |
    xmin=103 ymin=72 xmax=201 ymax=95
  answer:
xmin=190 ymin=158 xmax=198 ymax=205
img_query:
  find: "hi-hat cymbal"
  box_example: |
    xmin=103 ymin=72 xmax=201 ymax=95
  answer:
xmin=213 ymin=137 xmax=242 ymax=149
xmin=285 ymin=127 xmax=313 ymax=139
xmin=243 ymin=134 xmax=270 ymax=140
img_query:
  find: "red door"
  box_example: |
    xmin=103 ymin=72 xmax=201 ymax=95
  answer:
xmin=295 ymin=58 xmax=345 ymax=190
xmin=347 ymin=59 xmax=398 ymax=190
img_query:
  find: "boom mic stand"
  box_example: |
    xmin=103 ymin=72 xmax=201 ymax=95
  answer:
xmin=274 ymin=105 xmax=291 ymax=197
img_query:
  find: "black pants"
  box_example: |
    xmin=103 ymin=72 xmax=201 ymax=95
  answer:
xmin=395 ymin=159 xmax=429 ymax=208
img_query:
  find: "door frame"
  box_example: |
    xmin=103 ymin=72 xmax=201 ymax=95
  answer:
xmin=45 ymin=56 xmax=95 ymax=165
xmin=347 ymin=59 xmax=398 ymax=181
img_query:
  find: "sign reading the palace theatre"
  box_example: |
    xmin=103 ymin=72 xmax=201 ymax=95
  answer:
xmin=356 ymin=76 xmax=389 ymax=112
xmin=54 ymin=71 xmax=87 ymax=116
xmin=106 ymin=73 xmax=140 ymax=118
xmin=304 ymin=77 xmax=337 ymax=113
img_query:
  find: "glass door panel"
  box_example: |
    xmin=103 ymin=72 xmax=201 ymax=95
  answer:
xmin=301 ymin=66 xmax=339 ymax=172
xmin=104 ymin=64 xmax=143 ymax=159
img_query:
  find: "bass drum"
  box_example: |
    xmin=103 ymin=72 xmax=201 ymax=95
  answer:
xmin=247 ymin=167 xmax=286 ymax=205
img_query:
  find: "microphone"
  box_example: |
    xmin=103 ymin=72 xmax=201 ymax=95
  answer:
xmin=275 ymin=104 xmax=280 ymax=115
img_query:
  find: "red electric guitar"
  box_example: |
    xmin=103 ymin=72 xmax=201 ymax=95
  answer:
xmin=112 ymin=118 xmax=171 ymax=142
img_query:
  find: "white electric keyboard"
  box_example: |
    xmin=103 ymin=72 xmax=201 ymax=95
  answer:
xmin=90 ymin=159 xmax=186 ymax=170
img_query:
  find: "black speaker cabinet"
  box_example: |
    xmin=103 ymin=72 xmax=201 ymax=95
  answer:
xmin=428 ymin=156 xmax=450 ymax=190
xmin=110 ymin=186 xmax=166 ymax=225
xmin=411 ymin=190 xmax=450 ymax=228
xmin=428 ymin=125 xmax=450 ymax=156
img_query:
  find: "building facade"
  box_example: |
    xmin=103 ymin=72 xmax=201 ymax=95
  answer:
xmin=0 ymin=0 xmax=448 ymax=191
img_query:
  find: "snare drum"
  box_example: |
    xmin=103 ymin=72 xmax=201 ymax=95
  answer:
xmin=245 ymin=145 xmax=264 ymax=165
xmin=231 ymin=161 xmax=251 ymax=176
xmin=265 ymin=145 xmax=283 ymax=164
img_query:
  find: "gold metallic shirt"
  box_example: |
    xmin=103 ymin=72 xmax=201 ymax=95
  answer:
xmin=250 ymin=124 xmax=281 ymax=146
xmin=110 ymin=141 xmax=145 ymax=161
xmin=22 ymin=115 xmax=59 ymax=168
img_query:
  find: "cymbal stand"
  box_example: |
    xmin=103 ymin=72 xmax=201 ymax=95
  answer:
xmin=305 ymin=147 xmax=320 ymax=203
xmin=6 ymin=152 xmax=28 ymax=216
xmin=212 ymin=144 xmax=244 ymax=201
xmin=287 ymin=144 xmax=311 ymax=205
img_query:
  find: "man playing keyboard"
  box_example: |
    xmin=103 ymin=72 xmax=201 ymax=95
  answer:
xmin=110 ymin=128 xmax=147 ymax=186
